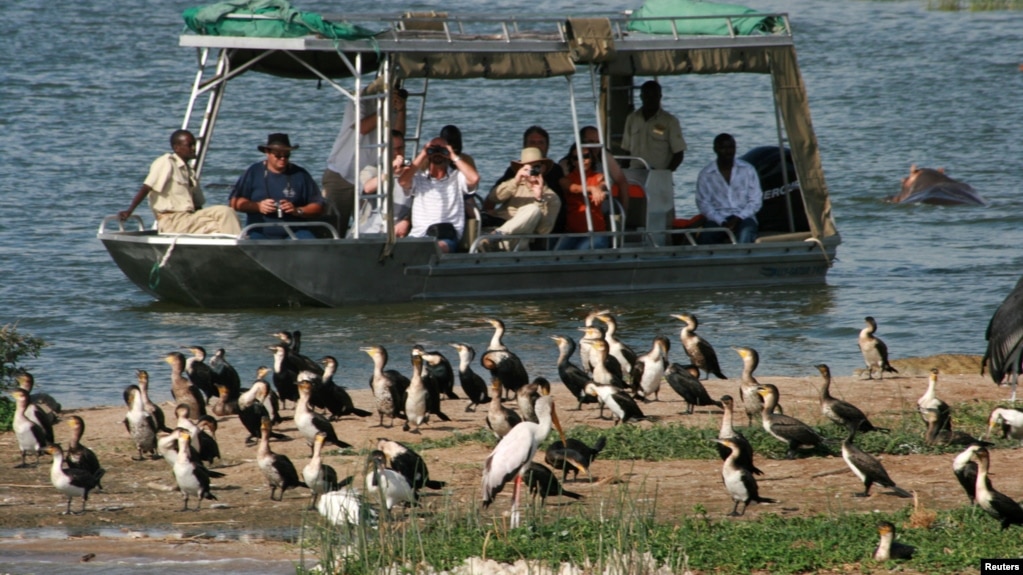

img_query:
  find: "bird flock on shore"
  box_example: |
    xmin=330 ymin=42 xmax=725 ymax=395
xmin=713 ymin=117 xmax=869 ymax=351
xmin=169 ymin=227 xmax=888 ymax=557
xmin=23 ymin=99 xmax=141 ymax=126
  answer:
xmin=8 ymin=282 xmax=1023 ymax=561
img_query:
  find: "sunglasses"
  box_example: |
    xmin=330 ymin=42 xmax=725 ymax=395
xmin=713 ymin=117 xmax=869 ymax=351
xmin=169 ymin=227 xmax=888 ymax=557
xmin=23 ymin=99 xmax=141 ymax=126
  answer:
xmin=269 ymin=151 xmax=291 ymax=159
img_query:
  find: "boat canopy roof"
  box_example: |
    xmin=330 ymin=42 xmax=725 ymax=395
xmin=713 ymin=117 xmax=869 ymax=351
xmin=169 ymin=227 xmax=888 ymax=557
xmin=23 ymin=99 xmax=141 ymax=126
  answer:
xmin=178 ymin=5 xmax=837 ymax=239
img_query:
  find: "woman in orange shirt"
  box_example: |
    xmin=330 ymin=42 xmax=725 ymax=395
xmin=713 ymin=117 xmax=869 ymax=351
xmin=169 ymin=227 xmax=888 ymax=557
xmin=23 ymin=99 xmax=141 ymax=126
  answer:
xmin=556 ymin=146 xmax=616 ymax=250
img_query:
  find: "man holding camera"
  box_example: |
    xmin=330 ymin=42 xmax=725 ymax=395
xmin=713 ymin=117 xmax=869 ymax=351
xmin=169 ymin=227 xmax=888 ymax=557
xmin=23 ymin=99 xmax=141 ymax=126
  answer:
xmin=398 ymin=137 xmax=479 ymax=253
xmin=480 ymin=147 xmax=561 ymax=251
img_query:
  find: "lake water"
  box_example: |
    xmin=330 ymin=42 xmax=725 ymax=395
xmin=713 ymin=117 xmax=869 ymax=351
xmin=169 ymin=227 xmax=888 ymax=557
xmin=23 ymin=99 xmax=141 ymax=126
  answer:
xmin=2 ymin=0 xmax=1022 ymax=413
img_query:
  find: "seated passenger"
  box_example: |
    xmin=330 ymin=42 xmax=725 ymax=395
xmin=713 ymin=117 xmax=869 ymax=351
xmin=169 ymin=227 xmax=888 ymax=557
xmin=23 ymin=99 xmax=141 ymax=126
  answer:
xmin=489 ymin=126 xmax=566 ymax=232
xmin=119 ymin=129 xmax=241 ymax=235
xmin=356 ymin=129 xmax=412 ymax=237
xmin=479 ymin=148 xmax=561 ymax=252
xmin=229 ymin=133 xmax=325 ymax=239
xmin=397 ymin=137 xmax=479 ymax=253
xmin=439 ymin=125 xmax=477 ymax=172
xmin=695 ymin=133 xmax=762 ymax=244
xmin=558 ymin=125 xmax=630 ymax=215
xmin=555 ymin=146 xmax=617 ymax=250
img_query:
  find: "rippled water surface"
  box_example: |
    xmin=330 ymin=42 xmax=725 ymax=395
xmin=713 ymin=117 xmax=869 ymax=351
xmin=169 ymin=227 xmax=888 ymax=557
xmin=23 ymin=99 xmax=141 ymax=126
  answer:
xmin=2 ymin=0 xmax=1021 ymax=415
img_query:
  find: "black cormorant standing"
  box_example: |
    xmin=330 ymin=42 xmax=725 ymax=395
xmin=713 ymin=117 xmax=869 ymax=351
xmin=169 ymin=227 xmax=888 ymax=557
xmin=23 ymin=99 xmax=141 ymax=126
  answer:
xmin=973 ymin=446 xmax=1023 ymax=530
xmin=758 ymin=384 xmax=828 ymax=459
xmin=666 ymin=363 xmax=723 ymax=414
xmin=817 ymin=364 xmax=888 ymax=433
xmin=551 ymin=335 xmax=598 ymax=410
xmin=412 ymin=344 xmax=458 ymax=400
xmin=716 ymin=395 xmax=762 ymax=476
xmin=840 ymin=425 xmax=911 ymax=498
xmin=450 ymin=343 xmax=491 ymax=411
xmin=46 ymin=444 xmax=104 ymax=515
xmin=257 ymin=416 xmax=308 ymax=501
xmin=714 ymin=438 xmax=775 ymax=516
xmin=66 ymin=415 xmax=103 ymax=490
xmin=672 ymin=313 xmax=726 ymax=379
xmin=546 ymin=436 xmax=606 ymax=481
xmin=182 ymin=345 xmax=217 ymax=403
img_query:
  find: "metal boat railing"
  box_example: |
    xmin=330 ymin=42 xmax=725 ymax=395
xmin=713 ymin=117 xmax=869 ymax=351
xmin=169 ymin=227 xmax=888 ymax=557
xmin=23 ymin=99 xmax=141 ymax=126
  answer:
xmin=239 ymin=222 xmax=342 ymax=240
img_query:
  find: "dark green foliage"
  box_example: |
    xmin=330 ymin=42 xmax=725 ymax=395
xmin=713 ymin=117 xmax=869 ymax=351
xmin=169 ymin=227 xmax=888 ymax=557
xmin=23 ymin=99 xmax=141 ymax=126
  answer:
xmin=0 ymin=323 xmax=46 ymax=432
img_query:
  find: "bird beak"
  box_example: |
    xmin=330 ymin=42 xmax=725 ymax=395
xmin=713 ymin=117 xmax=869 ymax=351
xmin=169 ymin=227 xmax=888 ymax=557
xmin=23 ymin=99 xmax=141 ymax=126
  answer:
xmin=550 ymin=402 xmax=567 ymax=447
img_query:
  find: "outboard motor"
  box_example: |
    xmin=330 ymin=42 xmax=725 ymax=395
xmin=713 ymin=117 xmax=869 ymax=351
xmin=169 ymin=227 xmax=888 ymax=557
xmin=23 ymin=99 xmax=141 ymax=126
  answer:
xmin=741 ymin=146 xmax=809 ymax=234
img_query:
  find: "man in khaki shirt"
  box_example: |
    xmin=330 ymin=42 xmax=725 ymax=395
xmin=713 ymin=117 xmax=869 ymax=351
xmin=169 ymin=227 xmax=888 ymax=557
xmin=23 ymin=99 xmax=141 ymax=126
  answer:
xmin=481 ymin=147 xmax=561 ymax=251
xmin=119 ymin=130 xmax=241 ymax=235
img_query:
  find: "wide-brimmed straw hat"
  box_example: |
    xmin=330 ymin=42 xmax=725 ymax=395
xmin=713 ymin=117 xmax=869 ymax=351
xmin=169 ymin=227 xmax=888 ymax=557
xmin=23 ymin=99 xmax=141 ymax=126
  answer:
xmin=510 ymin=147 xmax=553 ymax=172
xmin=258 ymin=133 xmax=300 ymax=153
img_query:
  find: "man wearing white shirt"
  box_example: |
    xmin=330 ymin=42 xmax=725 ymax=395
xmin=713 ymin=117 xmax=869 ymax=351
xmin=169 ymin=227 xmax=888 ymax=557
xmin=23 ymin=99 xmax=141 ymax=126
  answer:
xmin=695 ymin=133 xmax=763 ymax=244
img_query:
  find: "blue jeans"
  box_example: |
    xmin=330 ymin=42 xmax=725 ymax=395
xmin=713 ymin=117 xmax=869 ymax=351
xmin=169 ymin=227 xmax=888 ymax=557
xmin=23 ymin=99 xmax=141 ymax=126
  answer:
xmin=698 ymin=217 xmax=758 ymax=244
xmin=554 ymin=235 xmax=611 ymax=250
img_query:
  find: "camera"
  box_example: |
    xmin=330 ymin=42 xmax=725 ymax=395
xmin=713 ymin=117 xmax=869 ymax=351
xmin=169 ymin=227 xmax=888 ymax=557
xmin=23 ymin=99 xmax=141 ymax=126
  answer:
xmin=427 ymin=146 xmax=449 ymax=156
xmin=529 ymin=164 xmax=543 ymax=176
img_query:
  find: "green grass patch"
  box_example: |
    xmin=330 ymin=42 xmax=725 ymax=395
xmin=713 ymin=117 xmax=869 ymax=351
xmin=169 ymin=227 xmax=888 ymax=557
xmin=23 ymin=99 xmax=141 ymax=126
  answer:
xmin=298 ymin=486 xmax=1023 ymax=575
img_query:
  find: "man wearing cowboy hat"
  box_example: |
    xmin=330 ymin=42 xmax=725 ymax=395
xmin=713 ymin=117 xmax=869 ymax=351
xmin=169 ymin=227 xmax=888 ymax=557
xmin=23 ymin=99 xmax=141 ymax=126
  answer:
xmin=481 ymin=147 xmax=562 ymax=251
xmin=119 ymin=129 xmax=241 ymax=235
xmin=229 ymin=133 xmax=324 ymax=239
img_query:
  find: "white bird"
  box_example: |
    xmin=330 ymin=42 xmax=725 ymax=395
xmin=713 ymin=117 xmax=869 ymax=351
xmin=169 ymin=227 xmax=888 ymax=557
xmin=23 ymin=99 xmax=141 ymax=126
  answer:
xmin=317 ymin=487 xmax=373 ymax=526
xmin=631 ymin=336 xmax=669 ymax=401
xmin=46 ymin=444 xmax=104 ymax=515
xmin=303 ymin=432 xmax=339 ymax=510
xmin=584 ymin=382 xmax=645 ymax=425
xmin=364 ymin=449 xmax=416 ymax=513
xmin=917 ymin=368 xmax=951 ymax=431
xmin=173 ymin=430 xmax=217 ymax=512
xmin=481 ymin=393 xmax=565 ymax=528
xmin=985 ymin=407 xmax=1023 ymax=445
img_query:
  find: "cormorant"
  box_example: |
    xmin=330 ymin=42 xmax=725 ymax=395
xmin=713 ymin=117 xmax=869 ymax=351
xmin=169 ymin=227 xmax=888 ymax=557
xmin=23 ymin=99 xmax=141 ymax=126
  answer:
xmin=546 ymin=436 xmax=606 ymax=481
xmin=584 ymin=382 xmax=646 ymax=425
xmin=973 ymin=446 xmax=1023 ymax=529
xmin=985 ymin=407 xmax=1023 ymax=445
xmin=736 ymin=347 xmax=780 ymax=426
xmin=123 ymin=385 xmax=158 ymax=461
xmin=272 ymin=330 xmax=323 ymax=375
xmin=524 ymin=462 xmax=583 ymax=503
xmin=403 ymin=352 xmax=451 ymax=433
xmin=135 ymin=369 xmax=171 ymax=432
xmin=196 ymin=415 xmax=221 ymax=466
xmin=632 ymin=336 xmax=670 ymax=401
xmin=209 ymin=348 xmax=242 ymax=399
xmin=924 ymin=410 xmax=991 ymax=447
xmin=486 ymin=380 xmax=522 ymax=439
xmin=758 ymin=384 xmax=828 ymax=459
xmin=665 ymin=363 xmax=723 ymax=414
xmin=450 ymin=343 xmax=491 ymax=412
xmin=578 ymin=309 xmax=609 ymax=373
xmin=412 ymin=344 xmax=458 ymax=400
xmin=45 ymin=444 xmax=104 ymax=515
xmin=952 ymin=443 xmax=991 ymax=505
xmin=365 ymin=449 xmax=416 ymax=513
xmin=66 ymin=415 xmax=103 ymax=489
xmin=182 ymin=345 xmax=217 ymax=403
xmin=918 ymin=368 xmax=951 ymax=431
xmin=983 ymin=275 xmax=1023 ymax=401
xmin=238 ymin=376 xmax=287 ymax=444
xmin=480 ymin=348 xmax=530 ymax=396
xmin=580 ymin=326 xmax=625 ymax=384
xmin=550 ymin=335 xmax=598 ymax=410
xmin=817 ymin=364 xmax=888 ymax=433
xmin=212 ymin=383 xmax=240 ymax=417
xmin=596 ymin=312 xmax=637 ymax=378
xmin=173 ymin=430 xmax=217 ymax=511
xmin=377 ymin=438 xmax=446 ymax=493
xmin=873 ymin=521 xmax=915 ymax=561
xmin=257 ymin=416 xmax=308 ymax=501
xmin=516 ymin=377 xmax=550 ymax=424
xmin=295 ymin=378 xmax=353 ymax=452
xmin=672 ymin=313 xmax=726 ymax=379
xmin=315 ymin=356 xmax=372 ymax=420
xmin=482 ymin=394 xmax=566 ymax=528
xmin=714 ymin=438 xmax=775 ymax=516
xmin=11 ymin=388 xmax=51 ymax=467
xmin=716 ymin=395 xmax=762 ymax=476
xmin=360 ymin=345 xmax=409 ymax=428
xmin=858 ymin=316 xmax=898 ymax=379
xmin=14 ymin=371 xmax=60 ymax=426
xmin=303 ymin=432 xmax=339 ymax=509
xmin=840 ymin=425 xmax=911 ymax=498
xmin=165 ymin=352 xmax=206 ymax=418
xmin=268 ymin=343 xmax=300 ymax=409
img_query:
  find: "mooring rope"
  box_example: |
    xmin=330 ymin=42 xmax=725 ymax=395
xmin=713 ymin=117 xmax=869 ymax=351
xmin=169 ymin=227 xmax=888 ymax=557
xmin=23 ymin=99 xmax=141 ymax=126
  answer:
xmin=148 ymin=236 xmax=180 ymax=290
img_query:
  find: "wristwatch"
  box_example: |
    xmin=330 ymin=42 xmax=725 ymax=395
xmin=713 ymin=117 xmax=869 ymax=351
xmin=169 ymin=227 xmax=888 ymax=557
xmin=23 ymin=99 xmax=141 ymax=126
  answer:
xmin=296 ymin=207 xmax=305 ymax=217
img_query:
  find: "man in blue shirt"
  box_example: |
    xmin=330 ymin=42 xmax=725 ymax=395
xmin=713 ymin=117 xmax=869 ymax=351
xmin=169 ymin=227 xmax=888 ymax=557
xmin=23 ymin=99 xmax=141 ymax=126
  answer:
xmin=230 ymin=133 xmax=325 ymax=239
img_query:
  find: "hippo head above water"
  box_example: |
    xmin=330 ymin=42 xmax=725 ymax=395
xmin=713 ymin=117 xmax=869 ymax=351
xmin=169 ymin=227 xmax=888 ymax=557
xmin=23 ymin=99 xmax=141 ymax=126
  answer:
xmin=889 ymin=165 xmax=987 ymax=206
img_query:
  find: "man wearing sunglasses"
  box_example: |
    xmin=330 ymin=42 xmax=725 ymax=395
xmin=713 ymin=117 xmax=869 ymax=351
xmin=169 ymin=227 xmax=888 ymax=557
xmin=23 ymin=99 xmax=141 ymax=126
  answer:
xmin=229 ymin=133 xmax=324 ymax=239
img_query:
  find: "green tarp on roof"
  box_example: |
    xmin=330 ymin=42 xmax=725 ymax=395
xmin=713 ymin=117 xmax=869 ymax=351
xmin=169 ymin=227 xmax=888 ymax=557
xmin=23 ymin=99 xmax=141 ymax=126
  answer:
xmin=627 ymin=0 xmax=779 ymax=36
xmin=183 ymin=0 xmax=377 ymax=40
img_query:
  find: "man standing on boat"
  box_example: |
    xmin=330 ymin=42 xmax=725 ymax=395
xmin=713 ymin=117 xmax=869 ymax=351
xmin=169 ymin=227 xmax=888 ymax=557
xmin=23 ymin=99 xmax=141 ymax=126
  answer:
xmin=695 ymin=133 xmax=762 ymax=244
xmin=119 ymin=130 xmax=241 ymax=235
xmin=322 ymin=88 xmax=407 ymax=237
xmin=398 ymin=137 xmax=479 ymax=253
xmin=621 ymin=81 xmax=686 ymax=171
xmin=229 ymin=133 xmax=325 ymax=239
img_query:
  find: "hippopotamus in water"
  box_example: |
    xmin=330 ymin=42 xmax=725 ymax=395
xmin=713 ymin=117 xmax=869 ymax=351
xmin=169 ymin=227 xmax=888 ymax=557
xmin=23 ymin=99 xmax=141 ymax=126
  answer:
xmin=889 ymin=165 xmax=987 ymax=206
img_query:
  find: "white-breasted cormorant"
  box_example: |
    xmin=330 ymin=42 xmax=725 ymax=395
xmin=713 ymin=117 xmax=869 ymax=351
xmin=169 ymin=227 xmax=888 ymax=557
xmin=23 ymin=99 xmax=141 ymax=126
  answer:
xmin=450 ymin=343 xmax=491 ymax=412
xmin=315 ymin=356 xmax=372 ymax=420
xmin=580 ymin=327 xmax=625 ymax=385
xmin=361 ymin=345 xmax=409 ymax=428
xmin=296 ymin=378 xmax=353 ymax=452
xmin=716 ymin=395 xmax=762 ymax=476
xmin=46 ymin=444 xmax=104 ymax=515
xmin=303 ymin=431 xmax=339 ymax=510
xmin=123 ymin=385 xmax=158 ymax=461
xmin=873 ymin=521 xmax=914 ymax=561
xmin=257 ymin=416 xmax=308 ymax=501
xmin=578 ymin=309 xmax=609 ymax=373
xmin=182 ymin=345 xmax=217 ymax=403
xmin=985 ymin=407 xmax=1023 ymax=445
xmin=917 ymin=367 xmax=951 ymax=431
xmin=135 ymin=369 xmax=171 ymax=433
xmin=632 ymin=336 xmax=669 ymax=401
xmin=365 ymin=449 xmax=416 ymax=513
xmin=516 ymin=377 xmax=550 ymax=424
xmin=858 ymin=316 xmax=898 ymax=380
xmin=584 ymin=382 xmax=646 ymax=425
xmin=982 ymin=275 xmax=1023 ymax=401
xmin=482 ymin=394 xmax=566 ymax=528
xmin=596 ymin=313 xmax=637 ymax=379
xmin=736 ymin=347 xmax=780 ymax=426
xmin=665 ymin=363 xmax=723 ymax=414
xmin=841 ymin=425 xmax=911 ymax=498
xmin=952 ymin=443 xmax=991 ymax=505
xmin=165 ymin=352 xmax=207 ymax=418
xmin=973 ymin=446 xmax=1023 ymax=530
xmin=714 ymin=438 xmax=775 ymax=516
xmin=11 ymin=388 xmax=51 ymax=467
xmin=412 ymin=344 xmax=458 ymax=400
xmin=377 ymin=438 xmax=446 ymax=493
xmin=672 ymin=313 xmax=726 ymax=380
xmin=267 ymin=343 xmax=300 ymax=408
xmin=66 ymin=415 xmax=103 ymax=490
xmin=758 ymin=384 xmax=828 ymax=459
xmin=817 ymin=364 xmax=888 ymax=433
xmin=173 ymin=430 xmax=217 ymax=511
xmin=14 ymin=371 xmax=60 ymax=426
xmin=486 ymin=380 xmax=522 ymax=439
